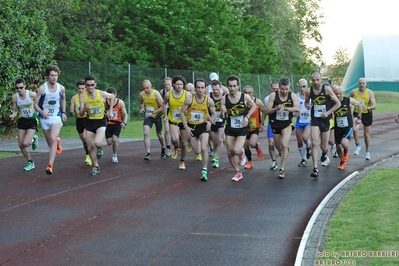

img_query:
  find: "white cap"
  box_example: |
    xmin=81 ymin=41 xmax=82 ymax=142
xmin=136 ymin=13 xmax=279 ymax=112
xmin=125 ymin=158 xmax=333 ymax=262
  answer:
xmin=209 ymin=72 xmax=219 ymax=81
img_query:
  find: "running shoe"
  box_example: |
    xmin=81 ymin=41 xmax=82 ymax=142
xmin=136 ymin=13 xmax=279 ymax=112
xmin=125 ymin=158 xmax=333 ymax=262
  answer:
xmin=244 ymin=161 xmax=254 ymax=169
xmin=97 ymin=147 xmax=103 ymax=159
xmin=56 ymin=137 xmax=62 ymax=155
xmin=333 ymin=152 xmax=339 ymax=158
xmin=171 ymin=147 xmax=178 ymax=159
xmin=338 ymin=161 xmax=347 ymax=170
xmin=231 ymin=172 xmax=243 ymax=182
xmin=278 ymin=169 xmax=285 ymax=179
xmin=212 ymin=159 xmax=219 ymax=168
xmin=112 ymin=155 xmax=118 ymax=163
xmin=354 ymin=144 xmax=361 ymax=155
xmin=24 ymin=161 xmax=35 ymax=171
xmin=85 ymin=155 xmax=92 ymax=166
xmin=298 ymin=159 xmax=307 ymax=167
xmin=209 ymin=149 xmax=214 ymax=157
xmin=187 ymin=143 xmax=192 ymax=153
xmin=161 ymin=152 xmax=166 ymax=159
xmin=165 ymin=148 xmax=172 ymax=156
xmin=270 ymin=160 xmax=278 ymax=171
xmin=45 ymin=163 xmax=53 ymax=175
xmin=342 ymin=150 xmax=349 ymax=162
xmin=310 ymin=168 xmax=319 ymax=178
xmin=179 ymin=161 xmax=185 ymax=170
xmin=306 ymin=146 xmax=312 ymax=159
xmin=365 ymin=151 xmax=371 ymax=160
xmin=90 ymin=166 xmax=100 ymax=176
xmin=196 ymin=154 xmax=202 ymax=161
xmin=32 ymin=135 xmax=39 ymax=151
xmin=256 ymin=143 xmax=264 ymax=159
xmin=201 ymin=170 xmax=208 ymax=181
xmin=321 ymin=156 xmax=330 ymax=166
xmin=239 ymin=148 xmax=247 ymax=166
xmin=330 ymin=144 xmax=336 ymax=156
xmin=144 ymin=153 xmax=151 ymax=160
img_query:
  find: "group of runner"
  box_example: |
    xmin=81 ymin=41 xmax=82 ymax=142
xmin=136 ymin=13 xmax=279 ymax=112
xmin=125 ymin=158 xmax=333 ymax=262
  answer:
xmin=10 ymin=66 xmax=379 ymax=180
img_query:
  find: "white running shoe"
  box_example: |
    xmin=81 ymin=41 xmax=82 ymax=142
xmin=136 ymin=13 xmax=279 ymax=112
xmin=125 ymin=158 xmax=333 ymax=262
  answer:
xmin=354 ymin=144 xmax=361 ymax=155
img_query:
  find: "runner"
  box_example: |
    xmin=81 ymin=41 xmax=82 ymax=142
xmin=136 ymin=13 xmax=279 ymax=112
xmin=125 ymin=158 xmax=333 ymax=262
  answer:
xmin=264 ymin=82 xmax=280 ymax=171
xmin=139 ymin=80 xmax=166 ymax=160
xmin=34 ymin=65 xmax=67 ymax=175
xmin=78 ymin=75 xmax=115 ymax=175
xmin=9 ymin=78 xmax=39 ymax=171
xmin=242 ymin=85 xmax=267 ymax=169
xmin=220 ymin=75 xmax=256 ymax=182
xmin=69 ymin=79 xmax=91 ymax=166
xmin=265 ymin=77 xmax=300 ymax=178
xmin=349 ymin=78 xmax=377 ymax=160
xmin=163 ymin=75 xmax=189 ymax=169
xmin=333 ymin=86 xmax=362 ymax=170
xmin=180 ymin=78 xmax=216 ymax=181
xmin=105 ymin=88 xmax=128 ymax=163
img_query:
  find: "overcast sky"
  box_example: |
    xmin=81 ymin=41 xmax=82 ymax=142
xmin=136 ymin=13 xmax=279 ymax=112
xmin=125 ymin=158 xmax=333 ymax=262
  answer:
xmin=318 ymin=0 xmax=399 ymax=64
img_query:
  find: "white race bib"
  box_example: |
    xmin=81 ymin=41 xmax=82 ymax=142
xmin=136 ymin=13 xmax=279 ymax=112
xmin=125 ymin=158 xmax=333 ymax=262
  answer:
xmin=336 ymin=117 xmax=349 ymax=128
xmin=190 ymin=111 xmax=204 ymax=123
xmin=276 ymin=110 xmax=289 ymax=121
xmin=314 ymin=105 xmax=326 ymax=118
xmin=230 ymin=115 xmax=244 ymax=128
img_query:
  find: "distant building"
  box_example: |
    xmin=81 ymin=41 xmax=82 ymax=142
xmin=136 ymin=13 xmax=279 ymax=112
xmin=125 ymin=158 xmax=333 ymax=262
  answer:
xmin=341 ymin=35 xmax=399 ymax=92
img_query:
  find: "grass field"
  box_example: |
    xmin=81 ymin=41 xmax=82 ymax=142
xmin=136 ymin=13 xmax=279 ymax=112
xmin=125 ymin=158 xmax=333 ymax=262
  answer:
xmin=320 ymin=168 xmax=399 ymax=265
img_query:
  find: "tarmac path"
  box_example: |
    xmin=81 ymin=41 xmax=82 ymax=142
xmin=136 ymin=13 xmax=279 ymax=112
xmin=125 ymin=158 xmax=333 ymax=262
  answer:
xmin=0 ymin=112 xmax=398 ymax=266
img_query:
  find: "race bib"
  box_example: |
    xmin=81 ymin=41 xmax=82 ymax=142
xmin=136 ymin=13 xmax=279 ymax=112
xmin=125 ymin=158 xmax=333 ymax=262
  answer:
xmin=172 ymin=110 xmax=181 ymax=121
xmin=215 ymin=111 xmax=223 ymax=122
xmin=190 ymin=111 xmax=204 ymax=123
xmin=89 ymin=105 xmax=103 ymax=115
xmin=336 ymin=117 xmax=349 ymax=128
xmin=300 ymin=111 xmax=311 ymax=122
xmin=314 ymin=105 xmax=326 ymax=118
xmin=230 ymin=115 xmax=244 ymax=128
xmin=276 ymin=110 xmax=289 ymax=121
xmin=20 ymin=107 xmax=33 ymax=118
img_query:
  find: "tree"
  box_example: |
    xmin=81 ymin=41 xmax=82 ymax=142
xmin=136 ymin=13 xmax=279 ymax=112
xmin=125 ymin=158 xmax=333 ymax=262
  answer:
xmin=0 ymin=0 xmax=55 ymax=135
xmin=329 ymin=47 xmax=351 ymax=85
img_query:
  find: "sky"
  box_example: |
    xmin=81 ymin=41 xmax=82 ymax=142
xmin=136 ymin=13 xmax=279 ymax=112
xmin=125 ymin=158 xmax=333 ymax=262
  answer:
xmin=318 ymin=0 xmax=399 ymax=64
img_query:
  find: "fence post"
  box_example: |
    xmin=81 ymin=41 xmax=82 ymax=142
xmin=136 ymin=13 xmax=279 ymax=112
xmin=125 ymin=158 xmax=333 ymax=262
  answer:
xmin=88 ymin=61 xmax=91 ymax=75
xmin=128 ymin=63 xmax=131 ymax=121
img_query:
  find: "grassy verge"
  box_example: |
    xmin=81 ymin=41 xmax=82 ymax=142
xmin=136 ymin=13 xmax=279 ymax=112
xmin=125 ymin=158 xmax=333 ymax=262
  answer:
xmin=319 ymin=169 xmax=399 ymax=265
xmin=0 ymin=151 xmax=21 ymax=158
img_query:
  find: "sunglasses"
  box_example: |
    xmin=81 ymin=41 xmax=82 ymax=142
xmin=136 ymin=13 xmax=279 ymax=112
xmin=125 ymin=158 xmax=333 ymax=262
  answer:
xmin=16 ymin=86 xmax=24 ymax=90
xmin=298 ymin=85 xmax=306 ymax=88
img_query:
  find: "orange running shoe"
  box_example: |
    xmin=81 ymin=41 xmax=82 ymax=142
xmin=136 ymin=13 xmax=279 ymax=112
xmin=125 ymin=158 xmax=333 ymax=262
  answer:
xmin=56 ymin=137 xmax=62 ymax=155
xmin=256 ymin=143 xmax=264 ymax=159
xmin=45 ymin=163 xmax=53 ymax=175
xmin=244 ymin=161 xmax=254 ymax=169
xmin=342 ymin=150 xmax=349 ymax=162
xmin=338 ymin=161 xmax=347 ymax=170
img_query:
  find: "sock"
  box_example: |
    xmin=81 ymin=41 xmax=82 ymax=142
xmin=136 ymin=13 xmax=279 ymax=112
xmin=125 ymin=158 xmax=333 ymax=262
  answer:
xmin=298 ymin=146 xmax=306 ymax=160
xmin=245 ymin=149 xmax=252 ymax=161
xmin=202 ymin=167 xmax=207 ymax=172
xmin=167 ymin=145 xmax=171 ymax=149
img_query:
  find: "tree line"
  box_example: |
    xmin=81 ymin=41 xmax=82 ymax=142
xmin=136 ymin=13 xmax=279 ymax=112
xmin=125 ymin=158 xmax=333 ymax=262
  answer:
xmin=0 ymin=0 xmax=327 ymax=135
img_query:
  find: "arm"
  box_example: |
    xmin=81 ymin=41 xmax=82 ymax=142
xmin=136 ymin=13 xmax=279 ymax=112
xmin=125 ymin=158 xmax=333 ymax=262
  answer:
xmin=179 ymin=93 xmax=192 ymax=135
xmin=325 ymin=86 xmax=341 ymax=116
xmin=366 ymin=90 xmax=377 ymax=111
xmin=243 ymin=94 xmax=256 ymax=127
xmin=60 ymin=86 xmax=67 ymax=122
xmin=350 ymin=98 xmax=362 ymax=124
xmin=162 ymin=92 xmax=169 ymax=123
xmin=119 ymin=99 xmax=128 ymax=128
xmin=101 ymin=91 xmax=115 ymax=121
xmin=34 ymin=86 xmax=48 ymax=118
xmin=139 ymin=92 xmax=145 ymax=115
xmin=153 ymin=91 xmax=165 ymax=117
xmin=220 ymin=95 xmax=227 ymax=119
xmin=78 ymin=93 xmax=86 ymax=117
xmin=69 ymin=95 xmax=76 ymax=116
xmin=288 ymin=93 xmax=300 ymax=113
xmin=9 ymin=95 xmax=18 ymax=120
xmin=207 ymin=98 xmax=216 ymax=130
xmin=265 ymin=93 xmax=277 ymax=115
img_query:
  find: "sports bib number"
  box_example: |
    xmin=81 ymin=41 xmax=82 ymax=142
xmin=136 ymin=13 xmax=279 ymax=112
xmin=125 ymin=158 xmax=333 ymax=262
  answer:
xmin=314 ymin=105 xmax=326 ymax=118
xmin=172 ymin=110 xmax=181 ymax=121
xmin=190 ymin=111 xmax=204 ymax=123
xmin=276 ymin=110 xmax=289 ymax=121
xmin=89 ymin=106 xmax=103 ymax=115
xmin=215 ymin=111 xmax=223 ymax=122
xmin=20 ymin=108 xmax=33 ymax=118
xmin=336 ymin=117 xmax=349 ymax=128
xmin=230 ymin=115 xmax=244 ymax=128
xmin=300 ymin=111 xmax=311 ymax=122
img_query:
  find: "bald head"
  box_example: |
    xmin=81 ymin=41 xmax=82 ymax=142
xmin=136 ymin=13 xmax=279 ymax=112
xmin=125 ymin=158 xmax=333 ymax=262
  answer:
xmin=334 ymin=86 xmax=344 ymax=100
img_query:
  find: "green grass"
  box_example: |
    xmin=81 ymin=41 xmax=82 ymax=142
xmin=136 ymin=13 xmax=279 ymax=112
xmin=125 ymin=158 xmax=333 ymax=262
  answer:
xmin=0 ymin=151 xmax=22 ymax=158
xmin=321 ymin=169 xmax=399 ymax=265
